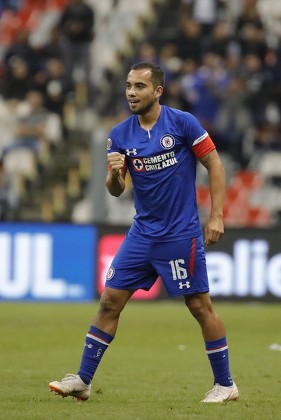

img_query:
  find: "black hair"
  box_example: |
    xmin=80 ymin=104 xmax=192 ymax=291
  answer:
xmin=130 ymin=62 xmax=165 ymax=87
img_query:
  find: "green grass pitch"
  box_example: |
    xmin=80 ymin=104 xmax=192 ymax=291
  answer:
xmin=0 ymin=301 xmax=280 ymax=419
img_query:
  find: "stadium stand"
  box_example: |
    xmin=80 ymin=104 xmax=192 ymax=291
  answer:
xmin=0 ymin=0 xmax=281 ymax=226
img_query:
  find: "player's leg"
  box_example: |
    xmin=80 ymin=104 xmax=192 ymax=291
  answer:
xmin=184 ymin=292 xmax=225 ymax=341
xmin=184 ymin=292 xmax=239 ymax=402
xmin=92 ymin=286 xmax=134 ymax=335
xmin=48 ymin=287 xmax=133 ymax=400
xmin=75 ymin=235 xmax=157 ymax=392
xmin=77 ymin=287 xmax=134 ymax=385
xmin=153 ymin=236 xmax=238 ymax=402
xmin=49 ymin=235 xmax=157 ymax=400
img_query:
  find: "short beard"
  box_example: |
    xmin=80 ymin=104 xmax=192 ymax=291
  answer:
xmin=131 ymin=98 xmax=157 ymax=115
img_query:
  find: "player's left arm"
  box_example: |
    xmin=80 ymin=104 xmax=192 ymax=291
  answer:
xmin=199 ymin=149 xmax=226 ymax=247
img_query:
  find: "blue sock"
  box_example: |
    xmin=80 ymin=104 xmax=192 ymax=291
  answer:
xmin=205 ymin=337 xmax=233 ymax=387
xmin=78 ymin=326 xmax=114 ymax=385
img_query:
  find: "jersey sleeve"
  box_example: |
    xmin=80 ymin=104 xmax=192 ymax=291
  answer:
xmin=183 ymin=112 xmax=216 ymax=159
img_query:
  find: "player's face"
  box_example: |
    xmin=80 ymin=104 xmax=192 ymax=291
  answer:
xmin=126 ymin=69 xmax=162 ymax=115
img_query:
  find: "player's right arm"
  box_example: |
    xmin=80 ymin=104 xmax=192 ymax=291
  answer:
xmin=106 ymin=152 xmax=126 ymax=197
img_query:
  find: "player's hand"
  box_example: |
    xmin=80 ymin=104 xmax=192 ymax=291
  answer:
xmin=204 ymin=216 xmax=224 ymax=247
xmin=108 ymin=152 xmax=125 ymax=178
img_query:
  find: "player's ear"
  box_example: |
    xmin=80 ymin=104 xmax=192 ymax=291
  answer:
xmin=155 ymin=86 xmax=163 ymax=99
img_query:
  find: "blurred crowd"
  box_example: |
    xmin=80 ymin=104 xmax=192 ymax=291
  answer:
xmin=0 ymin=0 xmax=94 ymax=220
xmin=103 ymin=0 xmax=281 ymax=226
xmin=123 ymin=0 xmax=281 ymax=169
xmin=0 ymin=0 xmax=281 ymax=225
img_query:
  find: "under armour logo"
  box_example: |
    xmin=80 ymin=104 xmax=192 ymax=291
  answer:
xmin=126 ymin=148 xmax=137 ymax=155
xmin=179 ymin=281 xmax=190 ymax=290
xmin=85 ymin=343 xmax=93 ymax=349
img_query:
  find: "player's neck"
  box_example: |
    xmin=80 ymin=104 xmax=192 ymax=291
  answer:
xmin=138 ymin=104 xmax=161 ymax=131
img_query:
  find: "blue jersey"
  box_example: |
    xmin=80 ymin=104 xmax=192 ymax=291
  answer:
xmin=107 ymin=105 xmax=215 ymax=241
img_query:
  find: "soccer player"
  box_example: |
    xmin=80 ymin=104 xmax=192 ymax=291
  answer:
xmin=49 ymin=62 xmax=239 ymax=403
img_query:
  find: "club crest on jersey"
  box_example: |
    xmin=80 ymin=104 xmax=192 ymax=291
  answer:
xmin=132 ymin=158 xmax=144 ymax=171
xmin=107 ymin=138 xmax=112 ymax=150
xmin=160 ymin=134 xmax=175 ymax=150
xmin=126 ymin=148 xmax=138 ymax=156
xmin=106 ymin=266 xmax=115 ymax=280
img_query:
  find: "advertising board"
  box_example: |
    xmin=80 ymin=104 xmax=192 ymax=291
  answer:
xmin=97 ymin=227 xmax=281 ymax=301
xmin=0 ymin=223 xmax=97 ymax=301
xmin=1 ymin=223 xmax=280 ymax=301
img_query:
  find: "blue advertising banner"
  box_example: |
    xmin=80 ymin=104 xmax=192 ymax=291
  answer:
xmin=0 ymin=223 xmax=97 ymax=301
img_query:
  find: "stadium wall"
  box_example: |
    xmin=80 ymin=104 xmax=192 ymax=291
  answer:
xmin=0 ymin=223 xmax=281 ymax=302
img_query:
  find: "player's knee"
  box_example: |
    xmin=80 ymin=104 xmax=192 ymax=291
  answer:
xmin=98 ymin=291 xmax=122 ymax=317
xmin=185 ymin=296 xmax=212 ymax=322
xmin=188 ymin=302 xmax=205 ymax=321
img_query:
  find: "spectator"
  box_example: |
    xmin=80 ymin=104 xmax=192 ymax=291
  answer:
xmin=3 ymin=29 xmax=40 ymax=74
xmin=225 ymin=49 xmax=244 ymax=78
xmin=133 ymin=42 xmax=179 ymax=85
xmin=57 ymin=0 xmax=95 ymax=103
xmin=263 ymin=48 xmax=281 ymax=110
xmin=39 ymin=26 xmax=65 ymax=63
xmin=253 ymin=103 xmax=281 ymax=151
xmin=176 ymin=17 xmax=204 ymax=62
xmin=204 ymin=22 xmax=238 ymax=59
xmin=171 ymin=58 xmax=198 ymax=111
xmin=163 ymin=76 xmax=191 ymax=112
xmin=133 ymin=42 xmax=160 ymax=65
xmin=242 ymin=53 xmax=267 ymax=124
xmin=1 ymin=90 xmax=63 ymax=209
xmin=0 ymin=57 xmax=34 ymax=100
xmin=159 ymin=43 xmax=182 ymax=79
xmin=180 ymin=0 xmax=227 ymax=36
xmin=40 ymin=58 xmax=74 ymax=118
xmin=238 ymin=23 xmax=267 ymax=59
xmin=214 ymin=75 xmax=252 ymax=166
xmin=14 ymin=90 xmax=62 ymax=152
xmin=181 ymin=52 xmax=229 ymax=134
xmin=236 ymin=0 xmax=264 ymax=33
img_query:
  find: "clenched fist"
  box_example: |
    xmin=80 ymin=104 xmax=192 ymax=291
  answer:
xmin=108 ymin=152 xmax=125 ymax=177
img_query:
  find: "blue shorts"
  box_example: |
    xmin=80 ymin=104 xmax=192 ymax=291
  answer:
xmin=105 ymin=234 xmax=209 ymax=297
